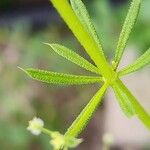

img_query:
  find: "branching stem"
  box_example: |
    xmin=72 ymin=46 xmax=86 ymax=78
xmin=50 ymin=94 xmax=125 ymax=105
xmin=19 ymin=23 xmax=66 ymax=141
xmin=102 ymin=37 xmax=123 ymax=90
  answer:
xmin=50 ymin=0 xmax=115 ymax=80
xmin=65 ymin=82 xmax=109 ymax=137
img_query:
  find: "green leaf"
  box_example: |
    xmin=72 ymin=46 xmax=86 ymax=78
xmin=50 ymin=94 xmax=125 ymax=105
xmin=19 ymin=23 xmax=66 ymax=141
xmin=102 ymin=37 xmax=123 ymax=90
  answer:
xmin=20 ymin=68 xmax=103 ymax=85
xmin=112 ymin=83 xmax=135 ymax=118
xmin=50 ymin=0 xmax=112 ymax=79
xmin=70 ymin=0 xmax=102 ymax=52
xmin=65 ymin=82 xmax=108 ymax=137
xmin=113 ymin=0 xmax=141 ymax=69
xmin=44 ymin=43 xmax=100 ymax=74
xmin=118 ymin=47 xmax=150 ymax=76
xmin=113 ymin=79 xmax=150 ymax=129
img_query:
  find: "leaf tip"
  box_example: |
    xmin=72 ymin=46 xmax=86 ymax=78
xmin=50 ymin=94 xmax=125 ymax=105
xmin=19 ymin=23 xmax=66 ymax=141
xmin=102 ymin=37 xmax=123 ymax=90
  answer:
xmin=43 ymin=42 xmax=57 ymax=49
xmin=18 ymin=66 xmax=30 ymax=75
xmin=42 ymin=42 xmax=50 ymax=46
xmin=18 ymin=66 xmax=25 ymax=72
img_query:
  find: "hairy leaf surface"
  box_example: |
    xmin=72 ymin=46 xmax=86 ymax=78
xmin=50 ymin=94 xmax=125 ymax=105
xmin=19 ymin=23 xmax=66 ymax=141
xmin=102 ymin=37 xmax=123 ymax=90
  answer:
xmin=70 ymin=0 xmax=102 ymax=51
xmin=65 ymin=82 xmax=108 ymax=137
xmin=119 ymin=47 xmax=150 ymax=76
xmin=112 ymin=83 xmax=135 ymax=117
xmin=50 ymin=0 xmax=111 ymax=77
xmin=114 ymin=79 xmax=150 ymax=129
xmin=114 ymin=0 xmax=141 ymax=69
xmin=44 ymin=43 xmax=100 ymax=74
xmin=21 ymin=68 xmax=103 ymax=85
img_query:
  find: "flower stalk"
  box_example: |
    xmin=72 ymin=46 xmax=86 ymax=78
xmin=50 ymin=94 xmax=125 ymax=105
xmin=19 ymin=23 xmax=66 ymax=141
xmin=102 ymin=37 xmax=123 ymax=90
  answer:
xmin=27 ymin=117 xmax=82 ymax=150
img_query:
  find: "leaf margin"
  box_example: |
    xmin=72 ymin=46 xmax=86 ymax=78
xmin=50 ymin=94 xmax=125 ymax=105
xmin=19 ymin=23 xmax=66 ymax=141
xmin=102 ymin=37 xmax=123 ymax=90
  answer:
xmin=19 ymin=67 xmax=103 ymax=85
xmin=113 ymin=0 xmax=141 ymax=69
xmin=44 ymin=42 xmax=100 ymax=74
xmin=118 ymin=47 xmax=150 ymax=76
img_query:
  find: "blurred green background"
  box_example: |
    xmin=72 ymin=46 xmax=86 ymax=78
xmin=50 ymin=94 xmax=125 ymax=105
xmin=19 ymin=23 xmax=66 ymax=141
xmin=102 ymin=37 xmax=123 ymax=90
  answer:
xmin=0 ymin=0 xmax=150 ymax=149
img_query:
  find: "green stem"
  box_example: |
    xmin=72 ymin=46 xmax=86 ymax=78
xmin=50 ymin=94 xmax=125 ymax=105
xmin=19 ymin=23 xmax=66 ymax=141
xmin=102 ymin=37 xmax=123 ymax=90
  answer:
xmin=50 ymin=0 xmax=114 ymax=79
xmin=65 ymin=82 xmax=109 ymax=137
xmin=42 ymin=128 xmax=53 ymax=136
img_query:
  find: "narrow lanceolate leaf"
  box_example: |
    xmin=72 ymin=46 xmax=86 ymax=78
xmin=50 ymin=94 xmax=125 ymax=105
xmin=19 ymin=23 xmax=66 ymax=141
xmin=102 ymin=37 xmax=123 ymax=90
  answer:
xmin=65 ymin=83 xmax=108 ymax=137
xmin=20 ymin=68 xmax=103 ymax=85
xmin=44 ymin=43 xmax=100 ymax=74
xmin=50 ymin=0 xmax=112 ymax=79
xmin=113 ymin=0 xmax=141 ymax=69
xmin=118 ymin=47 xmax=150 ymax=76
xmin=70 ymin=0 xmax=102 ymax=52
xmin=113 ymin=79 xmax=150 ymax=129
xmin=112 ymin=83 xmax=135 ymax=117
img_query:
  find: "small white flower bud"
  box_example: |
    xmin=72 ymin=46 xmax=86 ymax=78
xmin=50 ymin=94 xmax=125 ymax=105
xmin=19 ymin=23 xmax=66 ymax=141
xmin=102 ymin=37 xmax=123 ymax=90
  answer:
xmin=49 ymin=131 xmax=82 ymax=150
xmin=50 ymin=132 xmax=65 ymax=150
xmin=27 ymin=117 xmax=44 ymax=136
